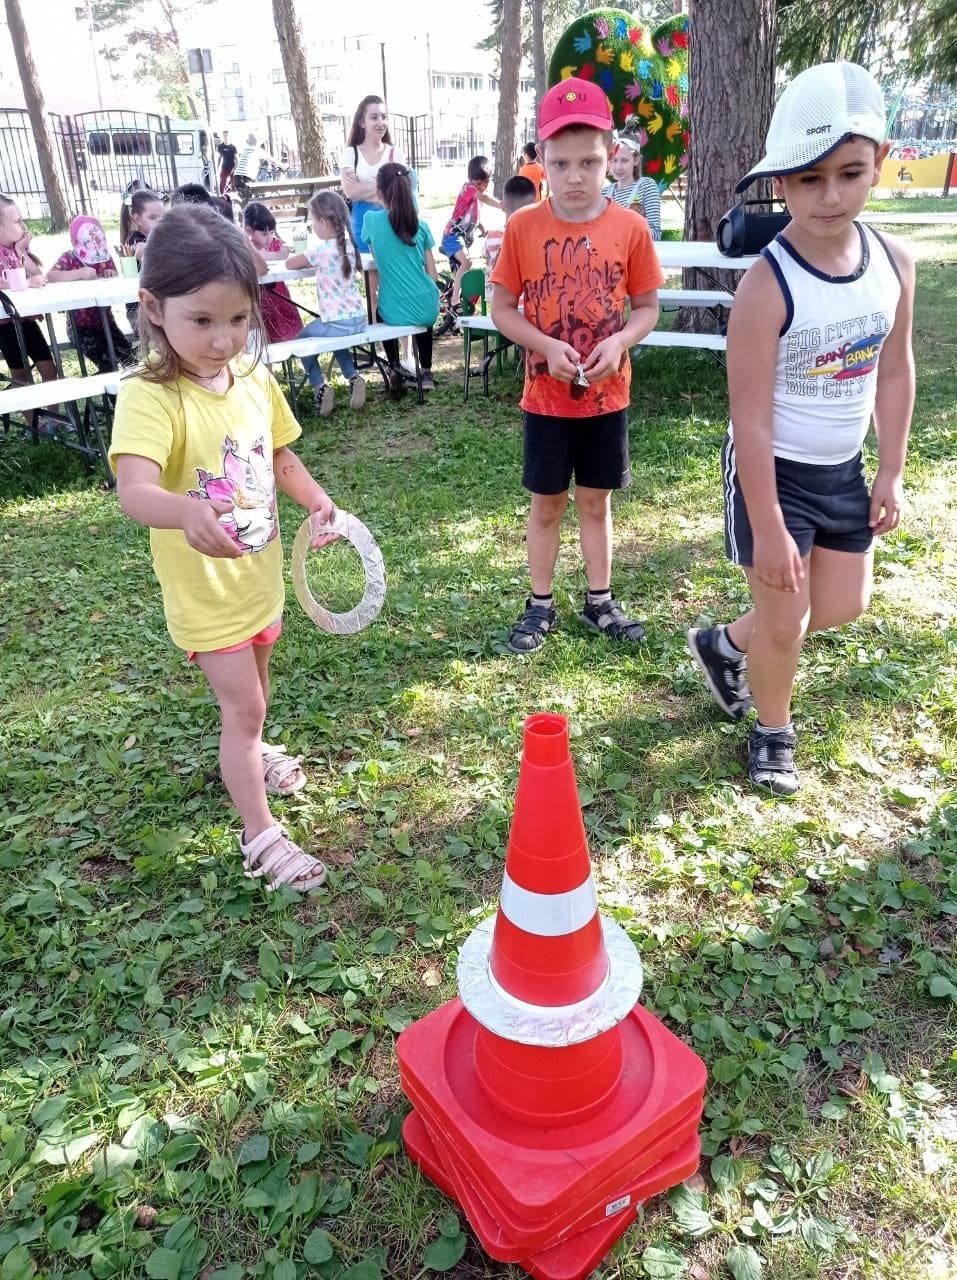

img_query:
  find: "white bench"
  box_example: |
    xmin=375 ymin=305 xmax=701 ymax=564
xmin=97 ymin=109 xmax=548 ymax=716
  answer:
xmin=265 ymin=322 xmax=428 ymax=410
xmin=658 ymin=288 xmax=734 ymax=308
xmin=459 ymin=306 xmax=728 ymax=398
xmin=0 ymin=371 xmax=119 ymax=483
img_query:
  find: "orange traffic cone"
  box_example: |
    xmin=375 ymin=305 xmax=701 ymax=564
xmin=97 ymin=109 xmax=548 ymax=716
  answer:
xmin=397 ymin=713 xmax=707 ymax=1279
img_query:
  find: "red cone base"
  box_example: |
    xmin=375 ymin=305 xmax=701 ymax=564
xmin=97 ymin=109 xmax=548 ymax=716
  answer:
xmin=404 ymin=1109 xmax=700 ymax=1280
xmin=397 ymin=996 xmax=706 ymax=1225
xmin=405 ymin=1092 xmax=702 ymax=1261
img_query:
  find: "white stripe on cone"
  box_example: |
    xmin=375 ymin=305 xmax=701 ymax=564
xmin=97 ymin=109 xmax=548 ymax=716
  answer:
xmin=499 ymin=871 xmax=598 ymax=937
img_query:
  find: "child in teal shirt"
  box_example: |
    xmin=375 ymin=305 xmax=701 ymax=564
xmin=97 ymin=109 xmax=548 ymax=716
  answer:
xmin=361 ymin=163 xmax=439 ymax=392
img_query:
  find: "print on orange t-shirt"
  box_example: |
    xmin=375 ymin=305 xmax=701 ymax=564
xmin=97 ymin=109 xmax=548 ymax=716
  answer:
xmin=518 ymin=160 xmax=546 ymax=200
xmin=490 ymin=198 xmax=665 ymax=418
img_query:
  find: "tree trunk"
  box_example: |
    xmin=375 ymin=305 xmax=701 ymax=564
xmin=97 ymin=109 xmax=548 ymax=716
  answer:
xmin=158 ymin=0 xmax=199 ymax=118
xmin=681 ymin=0 xmax=775 ymax=325
xmin=494 ymin=0 xmax=523 ymax=197
xmin=272 ymin=0 xmax=330 ymax=176
xmin=3 ymin=0 xmax=70 ymax=231
xmin=529 ymin=0 xmax=547 ymax=120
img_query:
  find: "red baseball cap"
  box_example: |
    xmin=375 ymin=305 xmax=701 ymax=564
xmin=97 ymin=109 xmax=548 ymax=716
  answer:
xmin=538 ymin=77 xmax=613 ymax=139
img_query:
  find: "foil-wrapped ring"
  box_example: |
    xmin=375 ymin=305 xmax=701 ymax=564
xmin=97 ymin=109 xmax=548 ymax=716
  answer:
xmin=291 ymin=509 xmax=386 ymax=634
xmin=457 ymin=914 xmax=643 ymax=1047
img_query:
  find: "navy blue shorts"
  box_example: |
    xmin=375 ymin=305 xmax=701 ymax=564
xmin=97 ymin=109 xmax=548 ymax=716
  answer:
xmin=523 ymin=409 xmax=631 ymax=495
xmin=723 ymin=437 xmax=873 ymax=565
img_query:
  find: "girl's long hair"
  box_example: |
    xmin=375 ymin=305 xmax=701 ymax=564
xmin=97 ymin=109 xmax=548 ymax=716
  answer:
xmin=347 ymin=95 xmax=392 ymax=148
xmin=135 ymin=204 xmax=264 ymax=383
xmin=308 ymin=190 xmax=360 ymax=279
xmin=376 ymin=163 xmax=417 ymax=245
xmin=120 ymin=189 xmax=161 ymax=246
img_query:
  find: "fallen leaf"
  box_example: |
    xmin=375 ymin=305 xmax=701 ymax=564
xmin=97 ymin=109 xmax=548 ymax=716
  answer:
xmin=90 ymin=612 xmax=106 ymax=622
xmin=134 ymin=1204 xmax=157 ymax=1228
xmin=124 ymin=734 xmax=137 ymax=749
xmin=421 ymin=966 xmax=442 ymax=987
xmin=431 ymin=631 xmax=447 ymax=639
xmin=406 ymin=727 xmax=423 ymax=737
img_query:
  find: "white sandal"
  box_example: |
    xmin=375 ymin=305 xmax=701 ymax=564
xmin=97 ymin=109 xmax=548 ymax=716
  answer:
xmin=261 ymin=742 xmax=307 ymax=797
xmin=239 ymin=823 xmax=327 ymax=892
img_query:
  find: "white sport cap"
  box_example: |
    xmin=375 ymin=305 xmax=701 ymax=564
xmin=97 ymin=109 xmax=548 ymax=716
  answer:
xmin=736 ymin=61 xmax=885 ymax=193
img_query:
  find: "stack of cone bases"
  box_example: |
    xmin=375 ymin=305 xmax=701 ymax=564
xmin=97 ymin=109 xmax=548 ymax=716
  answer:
xmin=397 ymin=713 xmax=707 ymax=1279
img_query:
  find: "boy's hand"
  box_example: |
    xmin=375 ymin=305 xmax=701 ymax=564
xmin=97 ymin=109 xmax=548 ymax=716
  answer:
xmin=753 ymin=526 xmax=805 ymax=594
xmin=544 ymin=338 xmax=581 ymax=382
xmin=869 ymin=470 xmax=904 ymax=535
xmin=308 ymin=489 xmax=340 ymax=548
xmin=582 ymin=335 xmax=626 ymax=383
xmin=183 ymin=498 xmax=243 ymax=558
xmin=27 ymin=274 xmax=47 ymax=288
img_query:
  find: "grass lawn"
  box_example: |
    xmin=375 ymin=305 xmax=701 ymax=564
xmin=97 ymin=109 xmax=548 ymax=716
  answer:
xmin=0 ymin=226 xmax=955 ymax=1280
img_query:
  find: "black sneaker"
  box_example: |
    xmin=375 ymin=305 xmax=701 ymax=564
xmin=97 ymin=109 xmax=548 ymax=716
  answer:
xmin=580 ymin=596 xmax=645 ymax=642
xmin=748 ymin=726 xmax=799 ymax=796
xmin=507 ymin=598 xmax=557 ymax=654
xmin=687 ymin=626 xmax=752 ymax=719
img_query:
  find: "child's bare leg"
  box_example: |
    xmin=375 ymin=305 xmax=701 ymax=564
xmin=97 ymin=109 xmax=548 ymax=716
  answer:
xmin=527 ymin=490 xmax=568 ymax=595
xmin=574 ymin=485 xmax=612 ymax=590
xmin=451 ymin=253 xmax=469 ymax=306
xmin=252 ymin=641 xmax=305 ymax=793
xmin=727 ymin=544 xmax=873 ymax=652
xmin=741 ymin=563 xmax=810 ymax=726
xmin=196 ymin=646 xmax=272 ymax=840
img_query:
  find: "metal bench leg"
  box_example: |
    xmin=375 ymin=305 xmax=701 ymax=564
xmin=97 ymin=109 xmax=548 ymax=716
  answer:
xmin=463 ymin=329 xmax=472 ymax=401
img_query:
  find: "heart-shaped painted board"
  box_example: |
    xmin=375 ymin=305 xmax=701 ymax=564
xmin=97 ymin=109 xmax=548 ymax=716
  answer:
xmin=548 ymin=8 xmax=690 ymax=188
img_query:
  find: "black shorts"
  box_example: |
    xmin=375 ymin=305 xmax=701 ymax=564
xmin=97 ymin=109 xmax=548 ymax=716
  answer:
xmin=522 ymin=408 xmax=631 ymax=495
xmin=0 ymin=318 xmax=52 ymax=370
xmin=723 ymin=436 xmax=873 ymax=565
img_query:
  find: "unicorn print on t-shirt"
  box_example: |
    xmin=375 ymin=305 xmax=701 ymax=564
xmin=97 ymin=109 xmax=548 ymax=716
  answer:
xmin=189 ymin=435 xmax=277 ymax=553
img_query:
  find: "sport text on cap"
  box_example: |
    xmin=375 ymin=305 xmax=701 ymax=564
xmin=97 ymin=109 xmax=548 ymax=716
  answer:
xmin=736 ymin=61 xmax=885 ymax=193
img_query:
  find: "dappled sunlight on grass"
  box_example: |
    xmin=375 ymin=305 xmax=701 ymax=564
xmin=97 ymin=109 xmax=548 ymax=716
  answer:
xmin=1 ymin=244 xmax=955 ymax=1279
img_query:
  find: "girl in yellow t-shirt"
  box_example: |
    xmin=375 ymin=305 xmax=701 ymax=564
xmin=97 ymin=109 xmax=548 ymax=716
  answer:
xmin=110 ymin=205 xmax=338 ymax=894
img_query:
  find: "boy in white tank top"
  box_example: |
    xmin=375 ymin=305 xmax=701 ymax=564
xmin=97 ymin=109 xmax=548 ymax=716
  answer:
xmin=688 ymin=61 xmax=916 ymax=797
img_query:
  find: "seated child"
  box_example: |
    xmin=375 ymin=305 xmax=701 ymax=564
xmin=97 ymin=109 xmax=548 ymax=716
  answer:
xmin=285 ymin=191 xmax=368 ymax=416
xmin=47 ymin=215 xmax=134 ymax=371
xmin=441 ymin=155 xmax=502 ymax=306
xmin=120 ymin=188 xmax=164 ymax=341
xmin=242 ymin=202 xmax=302 ymax=345
xmin=0 ymin=193 xmax=58 ymax=428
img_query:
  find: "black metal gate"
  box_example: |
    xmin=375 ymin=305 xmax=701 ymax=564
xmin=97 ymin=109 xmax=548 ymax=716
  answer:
xmin=391 ymin=114 xmax=434 ymax=170
xmin=0 ymin=109 xmax=74 ymax=220
xmin=0 ymin=110 xmax=182 ymax=219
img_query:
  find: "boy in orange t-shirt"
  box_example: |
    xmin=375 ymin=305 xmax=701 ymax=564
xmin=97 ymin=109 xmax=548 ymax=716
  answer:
xmin=517 ymin=142 xmax=546 ymax=201
xmin=491 ymin=78 xmax=664 ymax=654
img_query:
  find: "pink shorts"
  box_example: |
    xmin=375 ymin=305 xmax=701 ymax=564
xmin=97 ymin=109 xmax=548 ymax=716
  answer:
xmin=187 ymin=617 xmax=282 ymax=663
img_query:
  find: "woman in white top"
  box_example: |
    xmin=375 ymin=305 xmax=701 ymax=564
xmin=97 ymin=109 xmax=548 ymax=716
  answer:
xmin=339 ymin=95 xmax=407 ymax=254
xmin=602 ymin=135 xmax=661 ymax=240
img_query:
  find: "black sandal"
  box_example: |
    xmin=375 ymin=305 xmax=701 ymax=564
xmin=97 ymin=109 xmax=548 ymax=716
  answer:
xmin=580 ymin=596 xmax=646 ymax=642
xmin=507 ymin=598 xmax=557 ymax=653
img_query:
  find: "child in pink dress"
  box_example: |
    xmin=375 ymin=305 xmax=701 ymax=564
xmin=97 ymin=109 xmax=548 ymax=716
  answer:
xmin=47 ymin=215 xmax=134 ymax=371
xmin=242 ymin=202 xmax=302 ymax=345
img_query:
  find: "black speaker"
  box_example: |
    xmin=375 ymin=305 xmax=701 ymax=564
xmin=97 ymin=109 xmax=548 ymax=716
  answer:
xmin=716 ymin=200 xmax=792 ymax=257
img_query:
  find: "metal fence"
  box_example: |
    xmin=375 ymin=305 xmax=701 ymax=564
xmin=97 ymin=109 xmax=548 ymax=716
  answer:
xmin=0 ymin=110 xmax=189 ymax=220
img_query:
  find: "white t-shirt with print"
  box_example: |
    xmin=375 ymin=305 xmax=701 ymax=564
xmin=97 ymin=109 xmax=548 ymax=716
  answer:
xmin=306 ymin=240 xmax=365 ymax=321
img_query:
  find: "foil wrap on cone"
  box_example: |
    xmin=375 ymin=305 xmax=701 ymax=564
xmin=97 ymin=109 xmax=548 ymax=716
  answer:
xmin=457 ymin=915 xmax=644 ymax=1047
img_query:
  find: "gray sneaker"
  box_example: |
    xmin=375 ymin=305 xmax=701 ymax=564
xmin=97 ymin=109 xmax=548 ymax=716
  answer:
xmin=349 ymin=375 xmax=366 ymax=409
xmin=687 ymin=626 xmax=752 ymax=719
xmin=748 ymin=726 xmax=799 ymax=796
xmin=315 ymin=385 xmax=334 ymax=418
